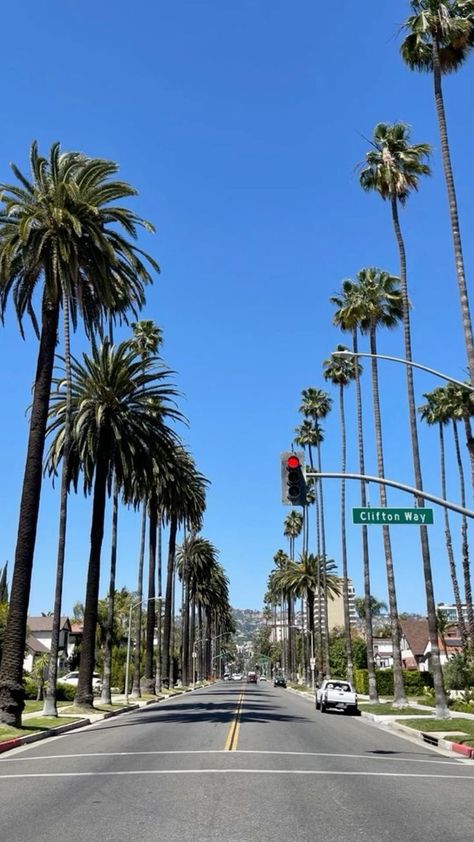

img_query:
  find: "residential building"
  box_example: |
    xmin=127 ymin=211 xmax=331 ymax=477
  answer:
xmin=24 ymin=616 xmax=72 ymax=674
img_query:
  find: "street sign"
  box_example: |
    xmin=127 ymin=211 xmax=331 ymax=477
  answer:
xmin=352 ymin=507 xmax=434 ymax=525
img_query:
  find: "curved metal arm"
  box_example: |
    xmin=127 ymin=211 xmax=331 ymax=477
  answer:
xmin=331 ymin=350 xmax=474 ymax=391
xmin=305 ymin=470 xmax=474 ymax=519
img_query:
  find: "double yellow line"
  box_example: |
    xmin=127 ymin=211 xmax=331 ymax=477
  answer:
xmin=224 ymin=688 xmax=245 ymax=751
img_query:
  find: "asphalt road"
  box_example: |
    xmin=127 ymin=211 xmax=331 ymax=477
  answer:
xmin=1 ymin=682 xmax=474 ymax=842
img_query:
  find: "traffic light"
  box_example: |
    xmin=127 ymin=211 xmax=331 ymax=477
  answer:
xmin=281 ymin=451 xmax=306 ymax=506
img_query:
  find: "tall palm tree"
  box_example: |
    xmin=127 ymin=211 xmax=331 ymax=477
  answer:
xmin=177 ymin=535 xmax=219 ymax=683
xmin=130 ymin=320 xmax=164 ymax=697
xmin=299 ymin=388 xmax=333 ymax=676
xmin=159 ymin=449 xmax=208 ymax=688
xmin=323 ymin=345 xmax=360 ymax=685
xmin=401 ymin=1 xmax=474 ymax=386
xmin=0 ymin=142 xmax=157 ymax=726
xmin=283 ymin=510 xmax=303 ymax=679
xmin=418 ymin=389 xmax=468 ymax=646
xmin=438 ymin=383 xmax=474 ymax=647
xmin=354 ymin=267 xmax=407 ymax=707
xmin=45 ymin=340 xmax=180 ymax=708
xmin=331 ymin=281 xmax=379 ymax=702
xmin=359 ymin=121 xmax=449 ymax=713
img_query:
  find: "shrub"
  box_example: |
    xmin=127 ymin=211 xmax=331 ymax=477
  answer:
xmin=23 ymin=676 xmax=37 ymax=700
xmin=353 ymin=668 xmax=433 ymax=696
xmin=56 ymin=682 xmax=76 ymax=701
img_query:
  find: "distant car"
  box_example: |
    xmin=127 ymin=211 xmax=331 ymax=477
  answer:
xmin=247 ymin=671 xmax=257 ymax=683
xmin=273 ymin=675 xmax=286 ymax=688
xmin=259 ymin=674 xmax=267 ymax=681
xmin=223 ymin=673 xmax=231 ymax=681
xmin=59 ymin=671 xmax=102 ymax=692
xmin=232 ymin=672 xmax=243 ymax=681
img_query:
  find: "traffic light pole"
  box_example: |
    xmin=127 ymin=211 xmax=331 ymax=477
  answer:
xmin=305 ymin=471 xmax=474 ymax=519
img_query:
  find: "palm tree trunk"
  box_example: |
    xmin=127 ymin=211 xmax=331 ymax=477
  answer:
xmin=162 ymin=516 xmax=178 ymax=688
xmin=353 ymin=328 xmax=378 ymax=702
xmin=316 ymin=440 xmax=330 ymax=677
xmin=432 ymin=41 xmax=474 ymax=386
xmin=182 ymin=562 xmax=190 ymax=686
xmin=100 ymin=472 xmax=119 ymax=705
xmin=155 ymin=510 xmax=163 ymax=694
xmin=143 ymin=491 xmax=158 ymax=693
xmin=438 ymin=423 xmax=467 ymax=647
xmin=43 ymin=295 xmax=72 ymax=717
xmin=75 ymin=447 xmax=109 ymax=708
xmin=339 ymin=383 xmax=353 ymax=685
xmin=368 ymin=324 xmax=406 ymax=707
xmin=132 ymin=506 xmax=147 ymax=697
xmin=391 ymin=193 xmax=447 ymax=715
xmin=453 ymin=421 xmax=474 ymax=649
xmin=462 ymin=415 xmax=474 ymax=493
xmin=0 ymin=296 xmax=59 ymax=727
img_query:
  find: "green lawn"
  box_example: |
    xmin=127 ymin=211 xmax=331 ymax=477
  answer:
xmin=359 ymin=702 xmax=433 ymax=716
xmin=0 ymin=716 xmax=80 ymax=743
xmin=399 ymin=717 xmax=474 ymax=747
xmin=23 ymin=700 xmax=69 ymax=713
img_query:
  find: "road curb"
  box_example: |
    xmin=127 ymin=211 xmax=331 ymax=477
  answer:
xmin=0 ymin=717 xmax=91 ymax=754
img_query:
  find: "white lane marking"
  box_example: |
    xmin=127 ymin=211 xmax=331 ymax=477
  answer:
xmin=0 ymin=749 xmax=466 ymax=766
xmin=0 ymin=769 xmax=473 ymax=780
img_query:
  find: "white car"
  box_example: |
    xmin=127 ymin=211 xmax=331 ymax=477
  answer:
xmin=59 ymin=671 xmax=102 ymax=691
xmin=259 ymin=674 xmax=267 ymax=681
xmin=232 ymin=672 xmax=243 ymax=681
xmin=316 ymin=679 xmax=358 ymax=715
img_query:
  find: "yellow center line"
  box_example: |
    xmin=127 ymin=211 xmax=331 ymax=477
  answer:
xmin=224 ymin=688 xmax=245 ymax=751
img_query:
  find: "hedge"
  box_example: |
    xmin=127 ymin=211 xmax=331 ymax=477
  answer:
xmin=354 ymin=668 xmax=433 ymax=696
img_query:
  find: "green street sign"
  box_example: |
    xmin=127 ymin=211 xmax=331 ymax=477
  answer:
xmin=352 ymin=507 xmax=434 ymax=525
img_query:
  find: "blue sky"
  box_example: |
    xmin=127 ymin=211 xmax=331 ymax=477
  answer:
xmin=0 ymin=1 xmax=473 ymax=618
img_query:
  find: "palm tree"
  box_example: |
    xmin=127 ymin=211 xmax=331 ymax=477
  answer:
xmin=0 ymin=142 xmax=158 ymax=726
xmin=419 ymin=389 xmax=468 ymax=646
xmin=283 ymin=511 xmax=303 ymax=679
xmin=353 ymin=267 xmax=407 ymax=707
xmin=331 ymin=281 xmax=378 ymax=702
xmin=299 ymin=389 xmax=332 ymax=676
xmin=438 ymin=383 xmax=474 ymax=647
xmin=177 ymin=536 xmax=219 ymax=683
xmin=401 ymin=1 xmax=474 ymax=385
xmin=359 ymin=121 xmax=449 ymax=713
xmin=130 ymin=320 xmax=164 ymax=697
xmin=160 ymin=449 xmax=208 ymax=688
xmin=323 ymin=345 xmax=360 ymax=685
xmin=45 ymin=340 xmax=180 ymax=708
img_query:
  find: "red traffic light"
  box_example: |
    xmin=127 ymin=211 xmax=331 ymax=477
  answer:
xmin=287 ymin=455 xmax=300 ymax=469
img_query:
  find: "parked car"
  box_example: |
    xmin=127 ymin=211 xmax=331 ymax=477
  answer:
xmin=59 ymin=671 xmax=102 ymax=693
xmin=273 ymin=675 xmax=286 ymax=688
xmin=223 ymin=673 xmax=231 ymax=681
xmin=316 ymin=679 xmax=358 ymax=715
xmin=232 ymin=672 xmax=243 ymax=681
xmin=247 ymin=671 xmax=257 ymax=683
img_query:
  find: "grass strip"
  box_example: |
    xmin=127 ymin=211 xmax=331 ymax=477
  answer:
xmin=397 ymin=717 xmax=474 ymax=747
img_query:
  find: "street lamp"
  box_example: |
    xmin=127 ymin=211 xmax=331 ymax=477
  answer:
xmin=331 ymin=349 xmax=474 ymax=391
xmin=124 ymin=596 xmax=163 ymax=705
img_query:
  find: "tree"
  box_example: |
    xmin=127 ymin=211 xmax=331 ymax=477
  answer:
xmin=419 ymin=389 xmax=468 ymax=646
xmin=401 ymin=1 xmax=474 ymax=386
xmin=0 ymin=142 xmax=158 ymax=727
xmin=323 ymin=345 xmax=360 ymax=685
xmin=298 ymin=388 xmax=333 ymax=676
xmin=354 ymin=267 xmax=407 ymax=707
xmin=359 ymin=119 xmax=448 ymax=715
xmin=45 ymin=339 xmax=180 ymax=708
xmin=331 ymin=282 xmax=378 ymax=702
xmin=0 ymin=564 xmax=8 ymax=604
xmin=355 ymin=596 xmax=388 ymax=622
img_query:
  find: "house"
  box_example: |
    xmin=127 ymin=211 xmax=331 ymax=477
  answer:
xmin=373 ymin=637 xmax=393 ymax=669
xmin=400 ymin=618 xmax=430 ymax=670
xmin=24 ymin=616 xmax=72 ymax=674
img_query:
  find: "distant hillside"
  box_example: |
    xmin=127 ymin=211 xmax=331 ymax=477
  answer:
xmin=232 ymin=608 xmax=267 ymax=643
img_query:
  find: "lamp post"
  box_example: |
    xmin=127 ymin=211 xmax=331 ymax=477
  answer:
xmin=125 ymin=596 xmax=163 ymax=705
xmin=331 ymin=349 xmax=474 ymax=391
